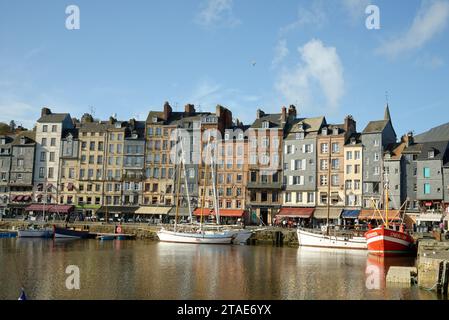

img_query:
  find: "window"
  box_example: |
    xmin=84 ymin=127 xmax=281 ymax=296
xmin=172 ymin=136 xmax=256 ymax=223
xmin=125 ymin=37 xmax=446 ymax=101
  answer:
xmin=90 ymin=142 xmax=95 ymax=151
xmin=423 ymin=167 xmax=430 ymax=178
xmin=296 ymin=132 xmax=304 ymax=140
xmin=261 ymin=192 xmax=268 ymax=202
xmin=285 ymin=192 xmax=292 ymax=202
xmin=374 ymin=153 xmax=379 ymax=162
xmin=41 ymin=138 xmax=47 ymax=146
xmin=42 ymin=125 xmax=48 ymax=132
xmin=49 ymin=152 xmax=55 ymax=162
xmin=354 ymin=165 xmax=360 ymax=174
xmin=51 ymin=138 xmax=56 ymax=147
xmin=307 ymin=192 xmax=314 ymax=203
xmin=331 ymin=175 xmax=339 ymax=186
xmin=346 ymin=165 xmax=352 ymax=174
xmin=321 ymin=143 xmax=328 ymax=154
xmin=48 ymin=167 xmax=54 ymax=179
xmin=320 ymin=193 xmax=328 ymax=204
xmin=320 ymin=159 xmax=328 ymax=170
xmin=346 ymin=151 xmax=352 ymax=160
xmin=52 ymin=125 xmax=57 ymax=132
xmin=262 ymin=121 xmax=269 ymax=129
xmin=320 ymin=175 xmax=328 ymax=186
xmin=374 ymin=166 xmax=380 ymax=175
xmin=39 ymin=167 xmax=45 ymax=178
xmin=40 ymin=152 xmax=46 ymax=162
xmin=331 ymin=159 xmax=340 ymax=170
xmin=354 ymin=151 xmax=361 ymax=160
xmin=374 ymin=140 xmax=380 ymax=147
xmin=331 ymin=143 xmax=340 ymax=153
xmin=345 ymin=180 xmax=352 ymax=190
xmin=354 ymin=180 xmax=361 ymax=190
xmin=296 ymin=192 xmax=303 ymax=203
xmin=424 ymin=183 xmax=431 ymax=195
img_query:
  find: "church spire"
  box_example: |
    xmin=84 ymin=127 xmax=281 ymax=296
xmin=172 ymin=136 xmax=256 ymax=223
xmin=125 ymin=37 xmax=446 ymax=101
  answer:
xmin=384 ymin=104 xmax=391 ymax=121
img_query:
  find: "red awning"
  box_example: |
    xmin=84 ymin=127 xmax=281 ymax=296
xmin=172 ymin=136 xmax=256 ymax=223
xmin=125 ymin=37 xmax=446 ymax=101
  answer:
xmin=48 ymin=205 xmax=74 ymax=214
xmin=193 ymin=208 xmax=245 ymax=217
xmin=16 ymin=195 xmax=24 ymax=202
xmin=277 ymin=207 xmax=314 ymax=219
xmin=10 ymin=195 xmax=17 ymax=202
xmin=25 ymin=204 xmax=50 ymax=212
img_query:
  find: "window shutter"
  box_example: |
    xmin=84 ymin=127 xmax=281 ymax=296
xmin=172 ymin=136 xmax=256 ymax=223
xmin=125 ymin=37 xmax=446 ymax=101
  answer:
xmin=310 ymin=144 xmax=314 ymax=153
xmin=302 ymin=159 xmax=307 ymax=171
xmin=291 ymin=159 xmax=295 ymax=170
xmin=289 ymin=176 xmax=293 ymax=185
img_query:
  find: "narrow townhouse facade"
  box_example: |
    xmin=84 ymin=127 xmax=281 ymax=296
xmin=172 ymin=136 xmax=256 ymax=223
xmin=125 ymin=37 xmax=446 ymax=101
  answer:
xmin=280 ymin=116 xmax=325 ymax=223
xmin=122 ymin=119 xmax=146 ymax=207
xmin=58 ymin=129 xmax=80 ymax=207
xmin=77 ymin=116 xmax=107 ymax=218
xmin=416 ymin=141 xmax=449 ymax=214
xmin=402 ymin=133 xmax=422 ymax=214
xmin=34 ymin=108 xmax=73 ymax=204
xmin=247 ymin=106 xmax=296 ymax=225
xmin=343 ymin=133 xmax=363 ymax=209
xmin=196 ymin=105 xmax=234 ymax=222
xmin=8 ymin=131 xmax=36 ymax=216
xmin=315 ymin=116 xmax=356 ymax=224
xmin=361 ymin=106 xmax=397 ymax=209
xmin=383 ymin=139 xmax=406 ymax=209
xmin=0 ymin=135 xmax=14 ymax=217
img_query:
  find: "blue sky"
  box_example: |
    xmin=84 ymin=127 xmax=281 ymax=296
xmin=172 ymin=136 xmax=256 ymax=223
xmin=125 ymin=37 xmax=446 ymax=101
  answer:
xmin=0 ymin=0 xmax=448 ymax=137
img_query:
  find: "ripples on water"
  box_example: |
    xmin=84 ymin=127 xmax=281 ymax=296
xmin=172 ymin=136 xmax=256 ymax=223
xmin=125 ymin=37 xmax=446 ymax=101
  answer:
xmin=0 ymin=238 xmax=439 ymax=300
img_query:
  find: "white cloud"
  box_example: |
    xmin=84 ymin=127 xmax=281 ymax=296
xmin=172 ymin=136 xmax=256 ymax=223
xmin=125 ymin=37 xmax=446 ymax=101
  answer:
xmin=272 ymin=39 xmax=289 ymax=67
xmin=377 ymin=0 xmax=449 ymax=58
xmin=275 ymin=39 xmax=345 ymax=112
xmin=341 ymin=0 xmax=371 ymax=22
xmin=0 ymin=100 xmax=37 ymax=129
xmin=195 ymin=0 xmax=240 ymax=28
xmin=280 ymin=2 xmax=327 ymax=35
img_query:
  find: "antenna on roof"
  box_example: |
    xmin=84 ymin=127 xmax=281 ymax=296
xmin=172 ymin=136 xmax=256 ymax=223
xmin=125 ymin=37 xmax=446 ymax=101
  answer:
xmin=385 ymin=91 xmax=389 ymax=105
xmin=198 ymin=104 xmax=202 ymax=112
xmin=174 ymin=102 xmax=179 ymax=112
xmin=89 ymin=106 xmax=96 ymax=117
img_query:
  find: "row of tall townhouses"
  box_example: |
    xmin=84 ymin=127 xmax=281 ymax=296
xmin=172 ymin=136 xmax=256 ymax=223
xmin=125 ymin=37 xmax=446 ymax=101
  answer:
xmin=1 ymin=103 xmax=449 ymax=228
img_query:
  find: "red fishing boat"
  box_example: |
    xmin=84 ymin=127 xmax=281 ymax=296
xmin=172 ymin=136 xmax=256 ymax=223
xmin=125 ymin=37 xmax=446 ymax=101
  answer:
xmin=364 ymin=174 xmax=416 ymax=257
xmin=365 ymin=225 xmax=415 ymax=256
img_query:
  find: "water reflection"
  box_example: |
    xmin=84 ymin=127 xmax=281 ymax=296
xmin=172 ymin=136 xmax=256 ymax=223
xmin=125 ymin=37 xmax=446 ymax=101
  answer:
xmin=0 ymin=239 xmax=441 ymax=300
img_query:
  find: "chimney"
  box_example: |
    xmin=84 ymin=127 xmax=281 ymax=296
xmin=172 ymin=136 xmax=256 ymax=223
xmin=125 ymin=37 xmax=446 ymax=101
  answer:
xmin=41 ymin=107 xmax=51 ymax=117
xmin=163 ymin=102 xmax=172 ymax=121
xmin=81 ymin=113 xmax=94 ymax=124
xmin=288 ymin=105 xmax=297 ymax=119
xmin=344 ymin=115 xmax=356 ymax=135
xmin=281 ymin=106 xmax=287 ymax=123
xmin=185 ymin=104 xmax=195 ymax=115
xmin=402 ymin=131 xmax=414 ymax=147
xmin=256 ymin=109 xmax=265 ymax=119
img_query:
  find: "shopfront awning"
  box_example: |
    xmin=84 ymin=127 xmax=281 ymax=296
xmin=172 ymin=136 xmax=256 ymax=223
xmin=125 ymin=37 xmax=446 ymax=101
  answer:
xmin=48 ymin=205 xmax=74 ymax=214
xmin=276 ymin=207 xmax=314 ymax=219
xmin=97 ymin=206 xmax=139 ymax=214
xmin=358 ymin=209 xmax=401 ymax=222
xmin=25 ymin=204 xmax=49 ymax=212
xmin=313 ymin=207 xmax=343 ymax=219
xmin=168 ymin=206 xmax=192 ymax=217
xmin=342 ymin=209 xmax=361 ymax=219
xmin=135 ymin=206 xmax=172 ymax=215
xmin=193 ymin=208 xmax=245 ymax=217
xmin=417 ymin=213 xmax=443 ymax=223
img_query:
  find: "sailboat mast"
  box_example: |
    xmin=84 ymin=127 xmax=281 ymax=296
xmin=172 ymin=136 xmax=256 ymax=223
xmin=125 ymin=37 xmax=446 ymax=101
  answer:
xmin=179 ymin=138 xmax=193 ymax=223
xmin=200 ymin=142 xmax=209 ymax=230
xmin=174 ymin=153 xmax=182 ymax=232
xmin=210 ymin=148 xmax=220 ymax=225
xmin=326 ymin=136 xmax=331 ymax=235
xmin=385 ymin=171 xmax=389 ymax=228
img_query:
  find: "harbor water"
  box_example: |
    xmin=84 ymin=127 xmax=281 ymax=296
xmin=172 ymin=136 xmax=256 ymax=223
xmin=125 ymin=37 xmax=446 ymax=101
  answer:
xmin=0 ymin=238 xmax=440 ymax=300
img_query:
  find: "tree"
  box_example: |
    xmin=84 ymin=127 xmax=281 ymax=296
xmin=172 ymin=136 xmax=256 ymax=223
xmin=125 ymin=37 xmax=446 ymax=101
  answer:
xmin=0 ymin=122 xmax=10 ymax=135
xmin=9 ymin=120 xmax=16 ymax=132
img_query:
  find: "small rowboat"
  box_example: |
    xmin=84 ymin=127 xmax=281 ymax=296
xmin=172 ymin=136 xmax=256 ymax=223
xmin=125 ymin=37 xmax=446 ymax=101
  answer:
xmin=97 ymin=235 xmax=115 ymax=241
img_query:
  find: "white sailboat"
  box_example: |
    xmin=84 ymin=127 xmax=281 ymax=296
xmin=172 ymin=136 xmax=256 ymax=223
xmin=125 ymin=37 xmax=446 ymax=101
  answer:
xmin=157 ymin=132 xmax=234 ymax=245
xmin=296 ymin=135 xmax=367 ymax=250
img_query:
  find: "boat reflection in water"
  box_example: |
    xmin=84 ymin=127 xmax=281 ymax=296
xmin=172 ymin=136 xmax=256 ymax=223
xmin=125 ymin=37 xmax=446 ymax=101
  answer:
xmin=365 ymin=255 xmax=416 ymax=290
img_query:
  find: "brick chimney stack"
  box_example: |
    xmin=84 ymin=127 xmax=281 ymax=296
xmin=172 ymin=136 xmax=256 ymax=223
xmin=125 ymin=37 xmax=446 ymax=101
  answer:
xmin=256 ymin=109 xmax=265 ymax=119
xmin=41 ymin=107 xmax=51 ymax=117
xmin=185 ymin=104 xmax=195 ymax=115
xmin=344 ymin=115 xmax=356 ymax=135
xmin=288 ymin=105 xmax=297 ymax=119
xmin=163 ymin=101 xmax=172 ymax=121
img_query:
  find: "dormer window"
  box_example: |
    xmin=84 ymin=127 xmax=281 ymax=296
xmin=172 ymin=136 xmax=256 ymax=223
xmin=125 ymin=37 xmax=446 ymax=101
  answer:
xmin=238 ymin=133 xmax=244 ymax=140
xmin=20 ymin=137 xmax=26 ymax=144
xmin=322 ymin=127 xmax=328 ymax=136
xmin=115 ymin=122 xmax=122 ymax=128
xmin=333 ymin=127 xmax=339 ymax=135
xmin=350 ymin=137 xmax=356 ymax=145
xmin=224 ymin=133 xmax=230 ymax=141
xmin=262 ymin=121 xmax=270 ymax=129
xmin=428 ymin=151 xmax=435 ymax=159
xmin=0 ymin=138 xmax=5 ymax=145
xmin=152 ymin=117 xmax=158 ymax=123
xmin=296 ymin=132 xmax=304 ymax=140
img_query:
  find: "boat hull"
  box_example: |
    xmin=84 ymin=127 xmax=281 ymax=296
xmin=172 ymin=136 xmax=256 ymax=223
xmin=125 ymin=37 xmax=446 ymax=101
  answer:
xmin=53 ymin=226 xmax=90 ymax=239
xmin=365 ymin=227 xmax=415 ymax=257
xmin=18 ymin=229 xmax=53 ymax=238
xmin=225 ymin=229 xmax=253 ymax=244
xmin=157 ymin=230 xmax=233 ymax=244
xmin=297 ymin=229 xmax=367 ymax=250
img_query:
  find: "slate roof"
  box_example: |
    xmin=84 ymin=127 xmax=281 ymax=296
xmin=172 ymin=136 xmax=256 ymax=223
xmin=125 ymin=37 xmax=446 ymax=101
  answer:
xmin=402 ymin=143 xmax=423 ymax=154
xmin=287 ymin=116 xmax=325 ymax=133
xmin=345 ymin=132 xmax=362 ymax=146
xmin=11 ymin=131 xmax=36 ymax=146
xmin=37 ymin=113 xmax=70 ymax=123
xmin=415 ymin=122 xmax=449 ymax=143
xmin=250 ymin=113 xmax=284 ymax=129
xmin=416 ymin=141 xmax=449 ymax=162
xmin=362 ymin=120 xmax=389 ymax=134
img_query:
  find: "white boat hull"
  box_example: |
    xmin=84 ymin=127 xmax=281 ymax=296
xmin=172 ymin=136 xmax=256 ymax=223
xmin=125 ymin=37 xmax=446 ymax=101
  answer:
xmin=18 ymin=229 xmax=53 ymax=238
xmin=297 ymin=229 xmax=367 ymax=250
xmin=157 ymin=230 xmax=234 ymax=244
xmin=224 ymin=229 xmax=253 ymax=244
